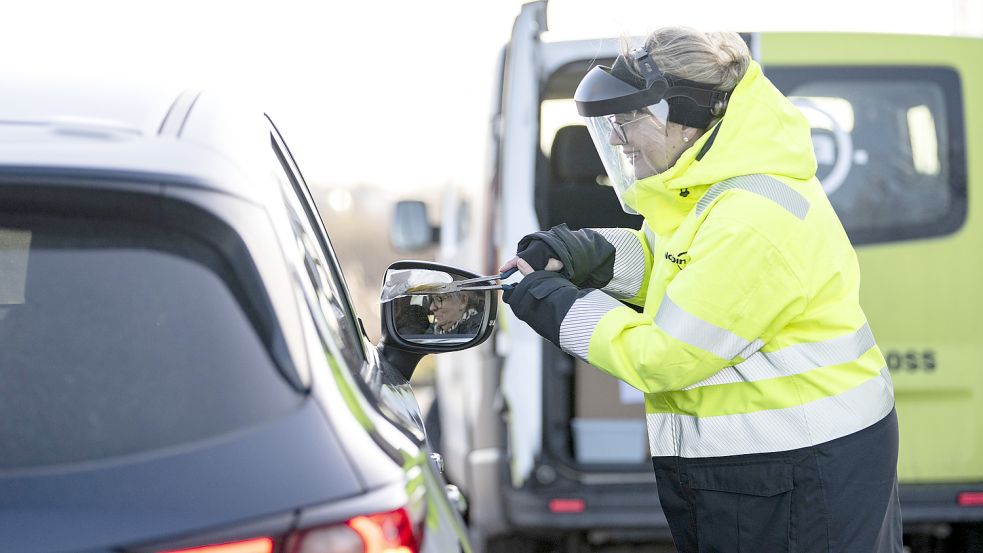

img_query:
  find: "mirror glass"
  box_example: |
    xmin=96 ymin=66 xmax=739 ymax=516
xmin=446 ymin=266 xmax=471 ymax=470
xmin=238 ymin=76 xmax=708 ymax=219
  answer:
xmin=380 ymin=268 xmax=455 ymax=303
xmin=383 ymin=269 xmax=489 ymax=345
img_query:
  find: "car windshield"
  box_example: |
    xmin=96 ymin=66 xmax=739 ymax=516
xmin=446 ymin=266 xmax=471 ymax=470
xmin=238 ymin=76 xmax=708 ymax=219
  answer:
xmin=0 ymin=215 xmax=302 ymax=469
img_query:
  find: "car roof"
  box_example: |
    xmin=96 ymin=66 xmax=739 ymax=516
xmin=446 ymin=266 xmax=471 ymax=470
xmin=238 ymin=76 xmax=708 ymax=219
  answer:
xmin=0 ymin=76 xmax=280 ymax=206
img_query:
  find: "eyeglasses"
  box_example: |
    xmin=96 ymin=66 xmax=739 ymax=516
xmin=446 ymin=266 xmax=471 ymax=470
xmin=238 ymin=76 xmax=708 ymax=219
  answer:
xmin=607 ymin=111 xmax=652 ymax=143
xmin=430 ymin=295 xmax=458 ymax=308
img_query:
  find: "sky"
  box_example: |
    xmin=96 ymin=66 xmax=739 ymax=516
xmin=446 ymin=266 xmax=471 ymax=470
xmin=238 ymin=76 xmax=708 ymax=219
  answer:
xmin=3 ymin=0 xmax=980 ymax=193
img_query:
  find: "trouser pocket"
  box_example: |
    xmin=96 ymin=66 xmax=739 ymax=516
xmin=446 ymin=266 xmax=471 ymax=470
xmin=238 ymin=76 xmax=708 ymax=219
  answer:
xmin=686 ymin=461 xmax=794 ymax=553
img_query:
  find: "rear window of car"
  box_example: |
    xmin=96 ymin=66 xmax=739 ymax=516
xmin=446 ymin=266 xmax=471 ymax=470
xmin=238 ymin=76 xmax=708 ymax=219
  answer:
xmin=0 ymin=216 xmax=302 ymax=469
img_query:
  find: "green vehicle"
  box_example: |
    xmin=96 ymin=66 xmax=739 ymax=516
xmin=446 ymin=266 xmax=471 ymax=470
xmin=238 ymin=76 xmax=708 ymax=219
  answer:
xmin=393 ymin=3 xmax=983 ymax=550
xmin=764 ymin=31 xmax=983 ymax=550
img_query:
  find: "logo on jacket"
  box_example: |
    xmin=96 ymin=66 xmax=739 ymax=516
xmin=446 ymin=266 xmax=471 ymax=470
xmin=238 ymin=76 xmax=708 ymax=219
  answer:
xmin=665 ymin=251 xmax=690 ymax=270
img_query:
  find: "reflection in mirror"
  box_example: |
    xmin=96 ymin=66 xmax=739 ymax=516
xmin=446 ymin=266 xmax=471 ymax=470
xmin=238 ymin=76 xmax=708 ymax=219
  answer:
xmin=391 ymin=289 xmax=487 ymax=345
xmin=380 ymin=268 xmax=455 ymax=303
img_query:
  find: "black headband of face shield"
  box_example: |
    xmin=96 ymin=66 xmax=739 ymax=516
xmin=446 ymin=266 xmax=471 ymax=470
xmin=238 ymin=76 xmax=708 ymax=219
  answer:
xmin=577 ymin=48 xmax=730 ymax=128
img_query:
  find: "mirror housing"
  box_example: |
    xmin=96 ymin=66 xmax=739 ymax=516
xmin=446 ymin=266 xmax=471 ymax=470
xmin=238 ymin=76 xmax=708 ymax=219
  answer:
xmin=391 ymin=201 xmax=439 ymax=252
xmin=377 ymin=260 xmax=498 ymax=379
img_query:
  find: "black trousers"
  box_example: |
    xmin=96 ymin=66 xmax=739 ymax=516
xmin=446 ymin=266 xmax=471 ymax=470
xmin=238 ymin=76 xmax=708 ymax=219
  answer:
xmin=652 ymin=410 xmax=902 ymax=553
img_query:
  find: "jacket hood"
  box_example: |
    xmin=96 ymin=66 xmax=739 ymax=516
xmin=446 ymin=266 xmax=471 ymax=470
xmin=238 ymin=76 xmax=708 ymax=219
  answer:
xmin=625 ymin=61 xmax=818 ymax=235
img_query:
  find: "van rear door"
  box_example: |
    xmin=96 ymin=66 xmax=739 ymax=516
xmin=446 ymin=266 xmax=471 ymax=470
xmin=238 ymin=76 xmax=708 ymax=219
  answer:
xmin=497 ymin=0 xmax=552 ymax=488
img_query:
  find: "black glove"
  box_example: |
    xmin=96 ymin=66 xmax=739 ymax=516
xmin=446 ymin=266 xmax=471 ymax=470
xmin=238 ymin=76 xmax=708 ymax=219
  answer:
xmin=516 ymin=224 xmax=615 ymax=289
xmin=517 ymin=239 xmax=558 ymax=271
xmin=503 ymin=270 xmax=586 ymax=346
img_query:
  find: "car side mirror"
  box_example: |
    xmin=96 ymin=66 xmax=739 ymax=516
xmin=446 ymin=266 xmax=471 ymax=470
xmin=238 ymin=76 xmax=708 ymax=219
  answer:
xmin=390 ymin=201 xmax=439 ymax=252
xmin=377 ymin=260 xmax=498 ymax=379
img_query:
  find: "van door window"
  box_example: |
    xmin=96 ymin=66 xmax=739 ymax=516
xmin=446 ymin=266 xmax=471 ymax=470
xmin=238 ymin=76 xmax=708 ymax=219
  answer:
xmin=537 ymin=99 xmax=644 ymax=231
xmin=770 ymin=66 xmax=966 ymax=245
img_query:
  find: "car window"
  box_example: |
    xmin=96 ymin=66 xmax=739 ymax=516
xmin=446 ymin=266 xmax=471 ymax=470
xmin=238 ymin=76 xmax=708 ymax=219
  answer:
xmin=262 ymin=134 xmax=430 ymax=442
xmin=0 ymin=217 xmax=302 ymax=469
xmin=268 ymin=134 xmax=366 ymax=371
xmin=769 ymin=66 xmax=966 ymax=245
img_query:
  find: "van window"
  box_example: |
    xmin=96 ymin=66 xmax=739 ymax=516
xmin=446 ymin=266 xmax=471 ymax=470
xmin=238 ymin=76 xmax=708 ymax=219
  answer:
xmin=540 ymin=64 xmax=966 ymax=245
xmin=771 ymin=66 xmax=967 ymax=245
xmin=0 ymin=217 xmax=302 ymax=469
xmin=537 ymin=99 xmax=644 ymax=231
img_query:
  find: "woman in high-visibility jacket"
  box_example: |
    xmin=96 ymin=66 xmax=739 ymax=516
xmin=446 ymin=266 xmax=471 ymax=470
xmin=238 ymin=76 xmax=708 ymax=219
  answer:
xmin=502 ymin=27 xmax=902 ymax=553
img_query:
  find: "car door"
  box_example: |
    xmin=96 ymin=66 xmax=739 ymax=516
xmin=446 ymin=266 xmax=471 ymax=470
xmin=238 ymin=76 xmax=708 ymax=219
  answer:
xmin=761 ymin=33 xmax=983 ymax=488
xmin=266 ymin=119 xmax=472 ymax=552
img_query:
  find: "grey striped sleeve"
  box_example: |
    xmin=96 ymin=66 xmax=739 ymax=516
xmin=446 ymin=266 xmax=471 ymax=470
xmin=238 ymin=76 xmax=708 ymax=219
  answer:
xmin=591 ymin=228 xmax=646 ymax=300
xmin=559 ymin=290 xmax=624 ymax=362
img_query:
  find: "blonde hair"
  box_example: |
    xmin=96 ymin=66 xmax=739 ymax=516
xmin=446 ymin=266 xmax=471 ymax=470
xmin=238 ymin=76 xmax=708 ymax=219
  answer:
xmin=630 ymin=28 xmax=750 ymax=92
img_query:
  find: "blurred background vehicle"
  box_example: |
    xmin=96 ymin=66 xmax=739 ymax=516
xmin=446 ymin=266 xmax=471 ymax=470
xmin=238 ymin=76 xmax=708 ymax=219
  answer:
xmin=0 ymin=80 xmax=499 ymax=553
xmin=392 ymin=2 xmax=983 ymax=551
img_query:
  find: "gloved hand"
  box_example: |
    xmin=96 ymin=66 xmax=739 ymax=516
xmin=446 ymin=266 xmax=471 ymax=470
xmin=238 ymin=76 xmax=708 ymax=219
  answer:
xmin=517 ymin=239 xmax=559 ymax=272
xmin=500 ymin=239 xmax=564 ymax=277
xmin=517 ymin=224 xmax=616 ymax=289
xmin=503 ymin=270 xmax=583 ymax=346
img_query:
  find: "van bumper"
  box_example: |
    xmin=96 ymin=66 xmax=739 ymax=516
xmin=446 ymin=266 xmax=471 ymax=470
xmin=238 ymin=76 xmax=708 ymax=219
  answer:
xmin=502 ymin=482 xmax=673 ymax=541
xmin=901 ymin=484 xmax=983 ymax=524
xmin=499 ymin=482 xmax=983 ymax=539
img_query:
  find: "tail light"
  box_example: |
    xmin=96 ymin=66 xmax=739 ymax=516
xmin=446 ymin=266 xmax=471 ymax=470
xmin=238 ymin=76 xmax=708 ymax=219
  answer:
xmin=159 ymin=538 xmax=274 ymax=553
xmin=289 ymin=508 xmax=421 ymax=553
xmin=157 ymin=507 xmax=421 ymax=553
xmin=958 ymin=491 xmax=983 ymax=507
xmin=549 ymin=498 xmax=586 ymax=513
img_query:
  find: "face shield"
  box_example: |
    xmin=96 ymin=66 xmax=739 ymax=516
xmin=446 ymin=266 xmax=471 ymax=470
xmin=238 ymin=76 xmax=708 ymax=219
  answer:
xmin=574 ymin=48 xmax=731 ymax=214
xmin=582 ymin=101 xmax=671 ymax=214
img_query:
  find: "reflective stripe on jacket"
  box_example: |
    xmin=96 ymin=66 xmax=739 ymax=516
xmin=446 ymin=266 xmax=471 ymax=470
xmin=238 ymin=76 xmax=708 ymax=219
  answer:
xmin=557 ymin=60 xmax=895 ymax=458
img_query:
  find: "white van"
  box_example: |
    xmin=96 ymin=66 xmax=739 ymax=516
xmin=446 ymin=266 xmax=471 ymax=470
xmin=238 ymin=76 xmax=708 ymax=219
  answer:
xmin=393 ymin=1 xmax=983 ymax=551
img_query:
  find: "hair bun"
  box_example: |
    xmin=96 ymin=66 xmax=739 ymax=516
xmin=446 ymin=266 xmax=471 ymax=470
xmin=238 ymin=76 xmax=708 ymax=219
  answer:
xmin=637 ymin=28 xmax=751 ymax=92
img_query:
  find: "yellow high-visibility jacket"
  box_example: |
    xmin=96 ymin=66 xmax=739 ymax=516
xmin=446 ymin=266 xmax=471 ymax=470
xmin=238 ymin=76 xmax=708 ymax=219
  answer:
xmin=558 ymin=61 xmax=895 ymax=458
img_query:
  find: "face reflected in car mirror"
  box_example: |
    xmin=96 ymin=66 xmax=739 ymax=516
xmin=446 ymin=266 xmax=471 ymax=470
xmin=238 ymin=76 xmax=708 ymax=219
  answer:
xmin=377 ymin=261 xmax=499 ymax=379
xmin=390 ymin=290 xmax=486 ymax=345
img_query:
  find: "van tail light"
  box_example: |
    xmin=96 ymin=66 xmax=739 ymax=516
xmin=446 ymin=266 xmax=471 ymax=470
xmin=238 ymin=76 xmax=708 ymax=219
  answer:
xmin=549 ymin=498 xmax=586 ymax=513
xmin=156 ymin=507 xmax=421 ymax=553
xmin=958 ymin=491 xmax=983 ymax=506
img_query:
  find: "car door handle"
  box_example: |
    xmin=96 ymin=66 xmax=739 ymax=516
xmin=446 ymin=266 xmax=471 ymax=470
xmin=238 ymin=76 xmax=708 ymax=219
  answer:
xmin=430 ymin=452 xmax=444 ymax=474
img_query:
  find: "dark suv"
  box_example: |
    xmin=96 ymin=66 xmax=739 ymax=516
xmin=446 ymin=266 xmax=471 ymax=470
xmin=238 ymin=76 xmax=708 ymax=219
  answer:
xmin=0 ymin=80 xmax=493 ymax=553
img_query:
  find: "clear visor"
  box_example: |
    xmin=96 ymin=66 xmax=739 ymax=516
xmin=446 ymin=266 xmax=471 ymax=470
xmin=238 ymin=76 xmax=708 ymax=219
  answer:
xmin=583 ymin=101 xmax=670 ymax=215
